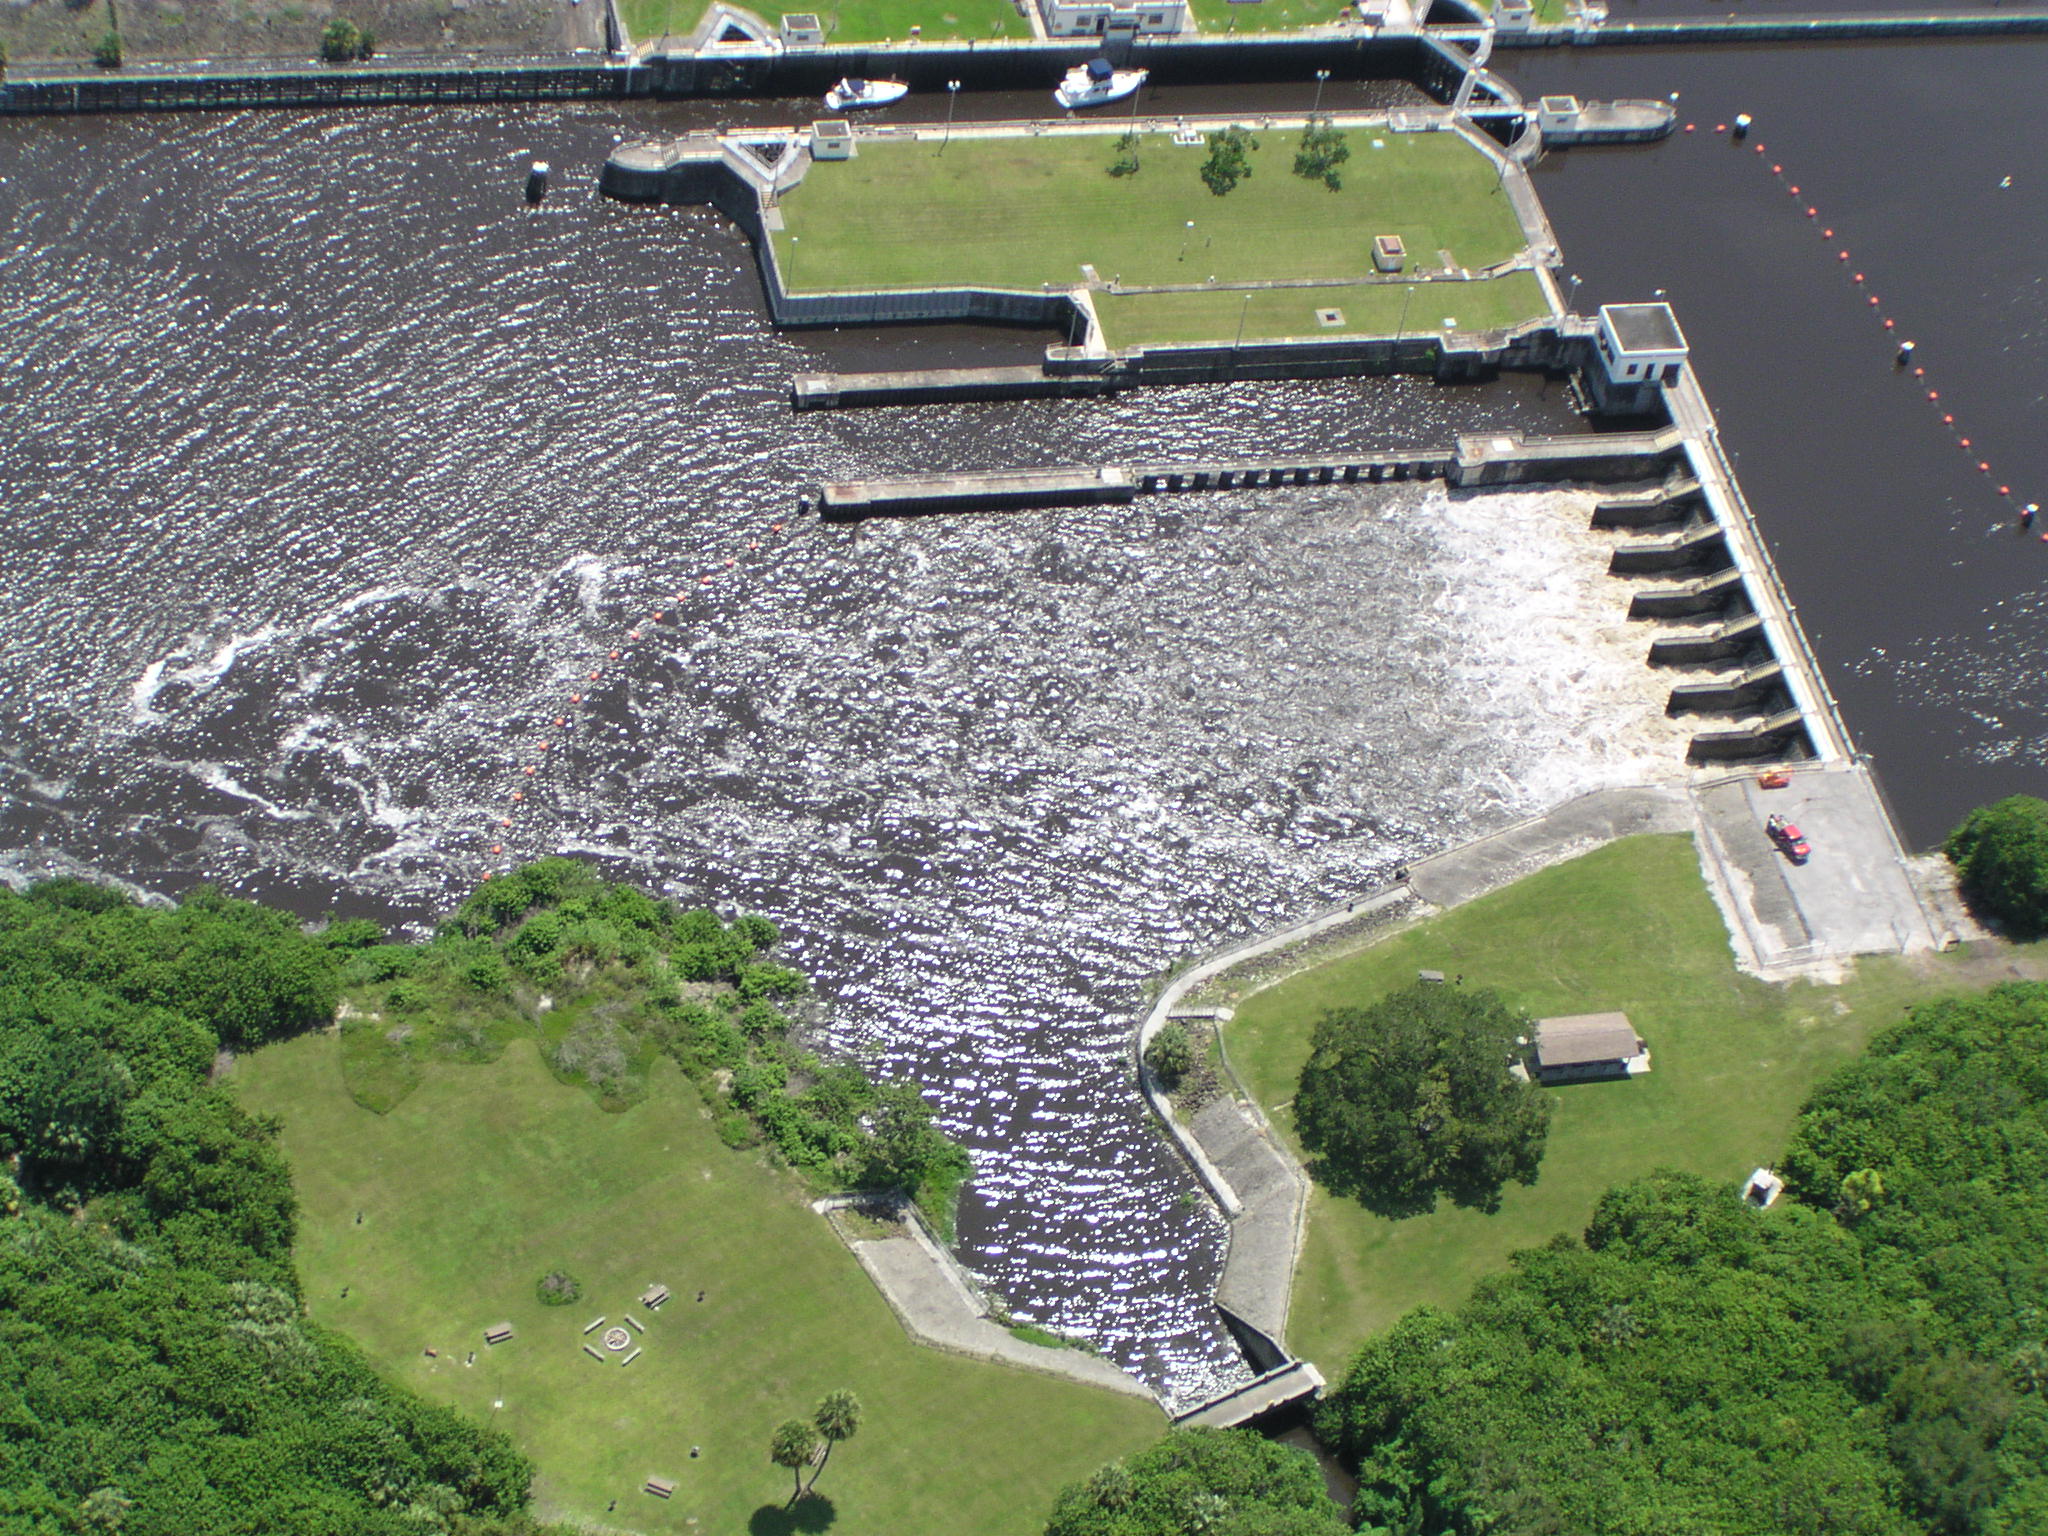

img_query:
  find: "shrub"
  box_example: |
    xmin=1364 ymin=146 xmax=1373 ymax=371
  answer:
xmin=94 ymin=32 xmax=123 ymax=69
xmin=320 ymin=18 xmax=362 ymax=62
xmin=1200 ymin=126 xmax=1256 ymax=197
xmin=1946 ymin=795 xmax=2048 ymax=937
xmin=1143 ymin=1023 xmax=1194 ymax=1088
xmin=535 ymin=1270 xmax=581 ymax=1307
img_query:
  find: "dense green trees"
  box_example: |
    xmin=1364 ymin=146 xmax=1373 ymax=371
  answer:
xmin=1044 ymin=1426 xmax=1347 ymax=1536
xmin=1292 ymin=118 xmax=1350 ymax=192
xmin=1141 ymin=1023 xmax=1193 ymax=1089
xmin=1946 ymin=795 xmax=2048 ymax=936
xmin=344 ymin=857 xmax=971 ymax=1233
xmin=1315 ymin=983 xmax=2048 ymax=1536
xmin=1294 ymin=982 xmax=1551 ymax=1216
xmin=0 ymin=879 xmax=538 ymax=1536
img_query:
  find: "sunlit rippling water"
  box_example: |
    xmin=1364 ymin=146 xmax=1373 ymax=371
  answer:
xmin=0 ymin=104 xmax=1698 ymax=1405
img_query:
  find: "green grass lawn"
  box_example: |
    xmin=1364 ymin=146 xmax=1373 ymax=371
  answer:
xmin=773 ymin=128 xmax=1530 ymax=318
xmin=233 ymin=1039 xmax=1159 ymax=1536
xmin=619 ymin=0 xmax=1022 ymax=46
xmin=1095 ymin=270 xmax=1546 ymax=347
xmin=1216 ymin=834 xmax=1972 ymax=1376
xmin=1187 ymin=0 xmax=1360 ymax=34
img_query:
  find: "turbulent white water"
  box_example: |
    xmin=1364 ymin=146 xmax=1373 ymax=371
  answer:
xmin=0 ymin=104 xmax=1693 ymax=1405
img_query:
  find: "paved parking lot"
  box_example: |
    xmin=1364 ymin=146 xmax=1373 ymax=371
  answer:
xmin=1694 ymin=766 xmax=1940 ymax=973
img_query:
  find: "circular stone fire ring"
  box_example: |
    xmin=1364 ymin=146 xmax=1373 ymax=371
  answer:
xmin=603 ymin=1327 xmax=631 ymax=1352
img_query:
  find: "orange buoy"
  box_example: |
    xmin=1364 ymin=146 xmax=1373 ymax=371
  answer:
xmin=652 ymin=611 xmax=665 ymax=621
xmin=492 ymin=844 xmax=503 ymax=854
xmin=2001 ymin=485 xmax=2013 ymax=497
xmin=1854 ymin=272 xmax=1864 ymax=282
xmin=1868 ymin=295 xmax=1880 ymax=306
xmin=1822 ymin=228 xmax=1833 ymax=238
xmin=556 ymin=717 xmax=567 ymax=727
xmin=1928 ymin=391 xmax=1939 ymax=401
xmin=1716 ymin=123 xmax=1727 ymax=132
xmin=1961 ymin=437 xmax=1973 ymax=447
xmin=748 ymin=540 xmax=759 ymax=551
xmin=570 ymin=693 xmax=582 ymax=703
xmin=500 ymin=818 xmax=512 ymax=828
xmin=1805 ymin=207 xmax=1817 ymax=218
xmin=1981 ymin=462 xmax=1992 ymax=473
xmin=1883 ymin=319 xmax=1895 ymax=330
xmin=700 ymin=575 xmax=711 ymax=585
xmin=539 ymin=742 xmax=551 ymax=752
xmin=1914 ymin=368 xmax=1925 ymax=378
xmin=1788 ymin=184 xmax=1799 ymax=195
xmin=673 ymin=593 xmax=687 ymax=604
xmin=608 ymin=650 xmax=620 ymax=661
xmin=773 ymin=522 xmax=785 ymax=532
xmin=523 ymin=766 xmax=536 ymax=776
xmin=1684 ymin=123 xmax=1695 ymax=133
xmin=512 ymin=791 xmax=525 ymax=802
xmin=628 ymin=630 xmax=641 ymax=642
xmin=1839 ymin=251 xmax=1850 ymax=261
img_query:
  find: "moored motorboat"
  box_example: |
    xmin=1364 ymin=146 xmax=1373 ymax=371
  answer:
xmin=824 ymin=77 xmax=909 ymax=111
xmin=1054 ymin=58 xmax=1147 ymax=110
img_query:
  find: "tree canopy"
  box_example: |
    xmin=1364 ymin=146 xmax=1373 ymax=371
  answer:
xmin=1293 ymin=981 xmax=1551 ymax=1216
xmin=1316 ymin=983 xmax=2048 ymax=1536
xmin=1946 ymin=795 xmax=2048 ymax=937
xmin=0 ymin=880 xmax=543 ymax=1536
xmin=1043 ymin=1426 xmax=1347 ymax=1536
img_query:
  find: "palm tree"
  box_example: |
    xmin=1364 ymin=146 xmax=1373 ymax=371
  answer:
xmin=769 ymin=1419 xmax=818 ymax=1507
xmin=806 ymin=1390 xmax=862 ymax=1492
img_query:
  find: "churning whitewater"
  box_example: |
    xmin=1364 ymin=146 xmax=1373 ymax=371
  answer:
xmin=0 ymin=105 xmax=1692 ymax=1405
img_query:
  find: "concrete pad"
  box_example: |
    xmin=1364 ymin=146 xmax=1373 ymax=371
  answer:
xmin=845 ymin=1236 xmax=1154 ymax=1401
xmin=1693 ymin=766 xmax=1938 ymax=975
xmin=1407 ymin=785 xmax=1692 ymax=911
xmin=1190 ymin=1098 xmax=1306 ymax=1346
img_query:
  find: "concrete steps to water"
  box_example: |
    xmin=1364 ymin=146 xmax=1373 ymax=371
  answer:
xmin=1609 ymin=518 xmax=1728 ymax=575
xmin=1688 ymin=708 xmax=1812 ymax=763
xmin=1647 ymin=611 xmax=1765 ymax=665
xmin=1666 ymin=661 xmax=1788 ymax=715
xmin=1626 ymin=565 xmax=1747 ymax=619
xmin=1591 ymin=474 xmax=1703 ymax=528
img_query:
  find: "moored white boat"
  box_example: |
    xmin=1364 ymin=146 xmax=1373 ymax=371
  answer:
xmin=824 ymin=77 xmax=909 ymax=111
xmin=1054 ymin=58 xmax=1147 ymax=110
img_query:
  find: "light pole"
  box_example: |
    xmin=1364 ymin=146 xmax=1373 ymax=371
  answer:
xmin=1565 ymin=272 xmax=1582 ymax=312
xmin=1231 ymin=291 xmax=1252 ymax=380
xmin=941 ymin=79 xmax=961 ymax=155
xmin=1312 ymin=68 xmax=1331 ymax=117
xmin=1179 ymin=218 xmax=1193 ymax=261
xmin=1396 ymin=283 xmax=1414 ymax=345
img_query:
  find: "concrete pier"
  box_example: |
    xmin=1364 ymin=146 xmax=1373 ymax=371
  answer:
xmin=792 ymin=367 xmax=1112 ymax=410
xmin=818 ymin=466 xmax=1135 ymax=519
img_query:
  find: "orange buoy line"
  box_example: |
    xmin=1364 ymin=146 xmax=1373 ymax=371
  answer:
xmin=1748 ymin=121 xmax=2030 ymax=523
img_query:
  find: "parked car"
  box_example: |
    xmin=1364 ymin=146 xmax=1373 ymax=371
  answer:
xmin=1765 ymin=814 xmax=1811 ymax=864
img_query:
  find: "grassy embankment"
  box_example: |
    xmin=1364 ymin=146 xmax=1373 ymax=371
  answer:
xmin=235 ymin=1038 xmax=1160 ymax=1536
xmin=620 ymin=0 xmax=1022 ymax=44
xmin=0 ymin=0 xmax=578 ymax=66
xmin=772 ymin=129 xmax=1548 ymax=347
xmin=1214 ymin=833 xmax=1988 ymax=1374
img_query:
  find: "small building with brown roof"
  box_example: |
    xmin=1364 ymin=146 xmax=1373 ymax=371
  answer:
xmin=1530 ymin=1012 xmax=1650 ymax=1084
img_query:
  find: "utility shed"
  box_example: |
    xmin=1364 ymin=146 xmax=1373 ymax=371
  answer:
xmin=1531 ymin=1012 xmax=1649 ymax=1084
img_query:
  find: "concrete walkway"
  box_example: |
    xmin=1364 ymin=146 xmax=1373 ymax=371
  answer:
xmin=818 ymin=1200 xmax=1156 ymax=1403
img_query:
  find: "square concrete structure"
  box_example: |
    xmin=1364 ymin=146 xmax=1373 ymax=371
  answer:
xmin=1495 ymin=0 xmax=1534 ymax=29
xmin=1597 ymin=301 xmax=1689 ymax=384
xmin=1536 ymin=95 xmax=1582 ymax=136
xmin=1373 ymin=234 xmax=1406 ymax=273
xmin=1038 ymin=0 xmax=1187 ymax=37
xmin=1531 ymin=1011 xmax=1649 ymax=1083
xmin=812 ymin=120 xmax=854 ymax=160
xmin=779 ymin=12 xmax=824 ymax=45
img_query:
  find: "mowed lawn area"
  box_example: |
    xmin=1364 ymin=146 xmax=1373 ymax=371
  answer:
xmin=234 ymin=1040 xmax=1159 ymax=1536
xmin=1218 ymin=835 xmax=1963 ymax=1375
xmin=1095 ymin=270 xmax=1547 ymax=347
xmin=772 ymin=128 xmax=1531 ymax=301
xmin=618 ymin=0 xmax=1022 ymax=44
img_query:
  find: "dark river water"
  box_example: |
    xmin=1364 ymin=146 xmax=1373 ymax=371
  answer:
xmin=1499 ymin=36 xmax=2048 ymax=846
xmin=2 ymin=32 xmax=2040 ymax=1403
